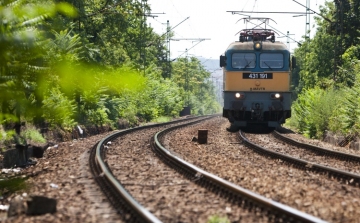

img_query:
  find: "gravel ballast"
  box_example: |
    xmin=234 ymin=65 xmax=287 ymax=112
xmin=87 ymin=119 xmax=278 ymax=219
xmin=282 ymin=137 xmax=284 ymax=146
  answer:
xmin=1 ymin=117 xmax=360 ymax=222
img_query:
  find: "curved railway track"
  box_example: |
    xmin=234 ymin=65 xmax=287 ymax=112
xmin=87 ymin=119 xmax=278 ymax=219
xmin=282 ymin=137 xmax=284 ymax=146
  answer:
xmin=153 ymin=122 xmax=326 ymax=222
xmin=89 ymin=115 xmax=209 ymax=222
xmin=272 ymin=130 xmax=360 ymax=163
xmin=88 ymin=116 xmax=339 ymax=223
xmin=168 ymin=124 xmax=360 ymax=222
xmin=241 ymin=131 xmax=360 ymax=186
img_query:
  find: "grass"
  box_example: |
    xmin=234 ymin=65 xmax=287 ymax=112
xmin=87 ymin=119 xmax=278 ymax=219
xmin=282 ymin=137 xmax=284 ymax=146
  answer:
xmin=21 ymin=127 xmax=46 ymax=144
xmin=207 ymin=215 xmax=230 ymax=223
xmin=151 ymin=116 xmax=172 ymax=123
xmin=0 ymin=176 xmax=28 ymax=197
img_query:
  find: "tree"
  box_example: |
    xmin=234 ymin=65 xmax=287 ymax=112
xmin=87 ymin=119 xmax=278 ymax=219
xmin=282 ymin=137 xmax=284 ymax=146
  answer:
xmin=0 ymin=0 xmax=76 ymax=139
xmin=171 ymin=57 xmax=221 ymax=115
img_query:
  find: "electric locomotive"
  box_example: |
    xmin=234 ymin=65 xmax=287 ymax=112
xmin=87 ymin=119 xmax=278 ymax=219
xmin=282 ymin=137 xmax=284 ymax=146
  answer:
xmin=220 ymin=20 xmax=296 ymax=130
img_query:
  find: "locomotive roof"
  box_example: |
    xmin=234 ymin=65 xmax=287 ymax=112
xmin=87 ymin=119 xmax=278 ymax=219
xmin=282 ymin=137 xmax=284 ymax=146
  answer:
xmin=226 ymin=41 xmax=288 ymax=51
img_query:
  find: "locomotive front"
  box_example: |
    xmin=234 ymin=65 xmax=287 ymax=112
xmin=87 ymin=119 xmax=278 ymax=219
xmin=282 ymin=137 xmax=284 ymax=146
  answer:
xmin=220 ymin=28 xmax=295 ymax=129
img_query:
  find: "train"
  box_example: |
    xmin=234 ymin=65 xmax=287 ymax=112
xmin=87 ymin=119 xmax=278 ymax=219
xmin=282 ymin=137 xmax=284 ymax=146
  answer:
xmin=220 ymin=18 xmax=296 ymax=131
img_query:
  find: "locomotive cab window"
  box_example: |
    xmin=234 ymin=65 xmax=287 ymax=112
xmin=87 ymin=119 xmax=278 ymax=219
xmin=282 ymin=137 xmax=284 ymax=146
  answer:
xmin=232 ymin=53 xmax=256 ymax=69
xmin=260 ymin=53 xmax=284 ymax=69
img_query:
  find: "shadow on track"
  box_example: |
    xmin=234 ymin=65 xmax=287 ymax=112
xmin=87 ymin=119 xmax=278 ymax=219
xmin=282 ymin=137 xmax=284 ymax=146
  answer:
xmin=226 ymin=123 xmax=274 ymax=134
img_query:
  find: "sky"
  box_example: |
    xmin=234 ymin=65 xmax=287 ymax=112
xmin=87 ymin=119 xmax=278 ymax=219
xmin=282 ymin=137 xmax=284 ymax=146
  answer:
xmin=146 ymin=0 xmax=327 ymax=61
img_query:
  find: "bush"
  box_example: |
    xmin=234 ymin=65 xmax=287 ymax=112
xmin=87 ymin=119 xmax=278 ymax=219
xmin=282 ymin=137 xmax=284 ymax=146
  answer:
xmin=330 ymin=86 xmax=360 ymax=135
xmin=21 ymin=127 xmax=46 ymax=144
xmin=42 ymin=88 xmax=76 ymax=130
xmin=290 ymin=87 xmax=340 ymax=138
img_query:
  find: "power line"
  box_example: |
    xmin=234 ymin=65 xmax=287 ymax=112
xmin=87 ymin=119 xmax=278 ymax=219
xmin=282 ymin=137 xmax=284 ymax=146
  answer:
xmin=171 ymin=39 xmax=210 ymax=61
xmin=292 ymin=0 xmax=332 ymax=23
xmin=228 ymin=11 xmax=315 ymax=15
xmin=245 ymin=19 xmax=302 ymax=46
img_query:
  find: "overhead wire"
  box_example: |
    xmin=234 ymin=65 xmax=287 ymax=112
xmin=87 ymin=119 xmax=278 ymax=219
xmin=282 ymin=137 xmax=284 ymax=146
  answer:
xmin=251 ymin=0 xmax=257 ymax=14
xmin=241 ymin=0 xmax=251 ymax=11
xmin=241 ymin=0 xmax=257 ymax=29
xmin=161 ymin=0 xmax=203 ymax=59
xmin=160 ymin=0 xmax=191 ymax=59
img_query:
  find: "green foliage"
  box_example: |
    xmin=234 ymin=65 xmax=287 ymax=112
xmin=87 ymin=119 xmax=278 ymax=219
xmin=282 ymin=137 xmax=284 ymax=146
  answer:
xmin=330 ymin=71 xmax=360 ymax=134
xmin=20 ymin=126 xmax=46 ymax=144
xmin=0 ymin=176 xmax=28 ymax=196
xmin=292 ymin=30 xmax=336 ymax=96
xmin=290 ymin=87 xmax=340 ymax=138
xmin=42 ymin=87 xmax=77 ymax=130
xmin=288 ymin=1 xmax=360 ymax=139
xmin=52 ymin=62 xmax=145 ymax=96
xmin=0 ymin=0 xmax=50 ymax=113
xmin=207 ymin=215 xmax=230 ymax=223
xmin=55 ymin=2 xmax=78 ymax=18
xmin=55 ymin=0 xmax=157 ymax=67
xmin=110 ymin=67 xmax=183 ymax=123
xmin=0 ymin=0 xmax=80 ymax=137
xmin=293 ymin=1 xmax=360 ymax=94
xmin=37 ymin=60 xmax=147 ymax=128
xmin=0 ymin=128 xmax=15 ymax=142
xmin=0 ymin=0 xmax=217 ymax=138
xmin=290 ymin=56 xmax=360 ymax=138
xmin=45 ymin=28 xmax=84 ymax=64
xmin=145 ymin=66 xmax=184 ymax=117
xmin=171 ymin=57 xmax=221 ymax=115
xmin=151 ymin=116 xmax=171 ymax=123
xmin=337 ymin=45 xmax=360 ymax=87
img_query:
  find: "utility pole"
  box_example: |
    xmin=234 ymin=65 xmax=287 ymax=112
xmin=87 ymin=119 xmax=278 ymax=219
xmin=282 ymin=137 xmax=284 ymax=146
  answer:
xmin=278 ymin=31 xmax=295 ymax=51
xmin=163 ymin=18 xmax=190 ymax=77
xmin=287 ymin=31 xmax=295 ymax=50
xmin=164 ymin=17 xmax=190 ymax=77
xmin=166 ymin=20 xmax=171 ymax=78
xmin=304 ymin=0 xmax=310 ymax=73
xmin=178 ymin=41 xmax=210 ymax=107
xmin=173 ymin=38 xmax=210 ymax=107
xmin=334 ymin=0 xmax=344 ymax=82
xmin=210 ymin=69 xmax=222 ymax=105
xmin=292 ymin=0 xmax=338 ymax=78
xmin=179 ymin=49 xmax=193 ymax=107
xmin=141 ymin=0 xmax=146 ymax=76
xmin=148 ymin=17 xmax=190 ymax=78
xmin=305 ymin=0 xmax=311 ymax=40
xmin=141 ymin=0 xmax=162 ymax=76
xmin=185 ymin=49 xmax=189 ymax=107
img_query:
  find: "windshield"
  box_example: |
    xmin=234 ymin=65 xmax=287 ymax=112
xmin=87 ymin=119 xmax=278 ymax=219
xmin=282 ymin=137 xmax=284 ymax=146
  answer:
xmin=260 ymin=53 xmax=284 ymax=69
xmin=232 ymin=53 xmax=256 ymax=69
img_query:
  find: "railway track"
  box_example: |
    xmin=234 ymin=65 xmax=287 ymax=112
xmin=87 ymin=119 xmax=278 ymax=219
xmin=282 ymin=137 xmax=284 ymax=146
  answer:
xmin=158 ymin=121 xmax=360 ymax=222
xmin=240 ymin=131 xmax=360 ymax=186
xmin=153 ymin=121 xmax=326 ymax=222
xmin=89 ymin=115 xmax=210 ymax=222
xmin=272 ymin=130 xmax=360 ymax=163
xmin=90 ymin=116 xmax=360 ymax=222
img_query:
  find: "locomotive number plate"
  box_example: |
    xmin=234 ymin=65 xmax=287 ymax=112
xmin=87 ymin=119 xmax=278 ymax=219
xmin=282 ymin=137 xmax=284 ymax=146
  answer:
xmin=243 ymin=73 xmax=273 ymax=79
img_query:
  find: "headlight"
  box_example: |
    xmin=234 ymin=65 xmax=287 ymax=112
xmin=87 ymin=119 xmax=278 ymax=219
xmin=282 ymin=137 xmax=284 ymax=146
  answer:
xmin=254 ymin=42 xmax=262 ymax=50
xmin=271 ymin=93 xmax=282 ymax=99
xmin=235 ymin=92 xmax=245 ymax=99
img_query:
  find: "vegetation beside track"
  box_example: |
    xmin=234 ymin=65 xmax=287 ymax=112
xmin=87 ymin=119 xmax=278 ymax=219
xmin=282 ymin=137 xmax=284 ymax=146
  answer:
xmin=0 ymin=0 xmax=220 ymax=148
xmin=288 ymin=1 xmax=360 ymax=140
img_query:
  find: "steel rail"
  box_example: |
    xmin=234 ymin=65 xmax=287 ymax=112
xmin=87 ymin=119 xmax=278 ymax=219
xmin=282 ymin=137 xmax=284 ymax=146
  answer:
xmin=240 ymin=131 xmax=360 ymax=186
xmin=272 ymin=131 xmax=360 ymax=162
xmin=153 ymin=122 xmax=327 ymax=223
xmin=90 ymin=115 xmax=210 ymax=223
